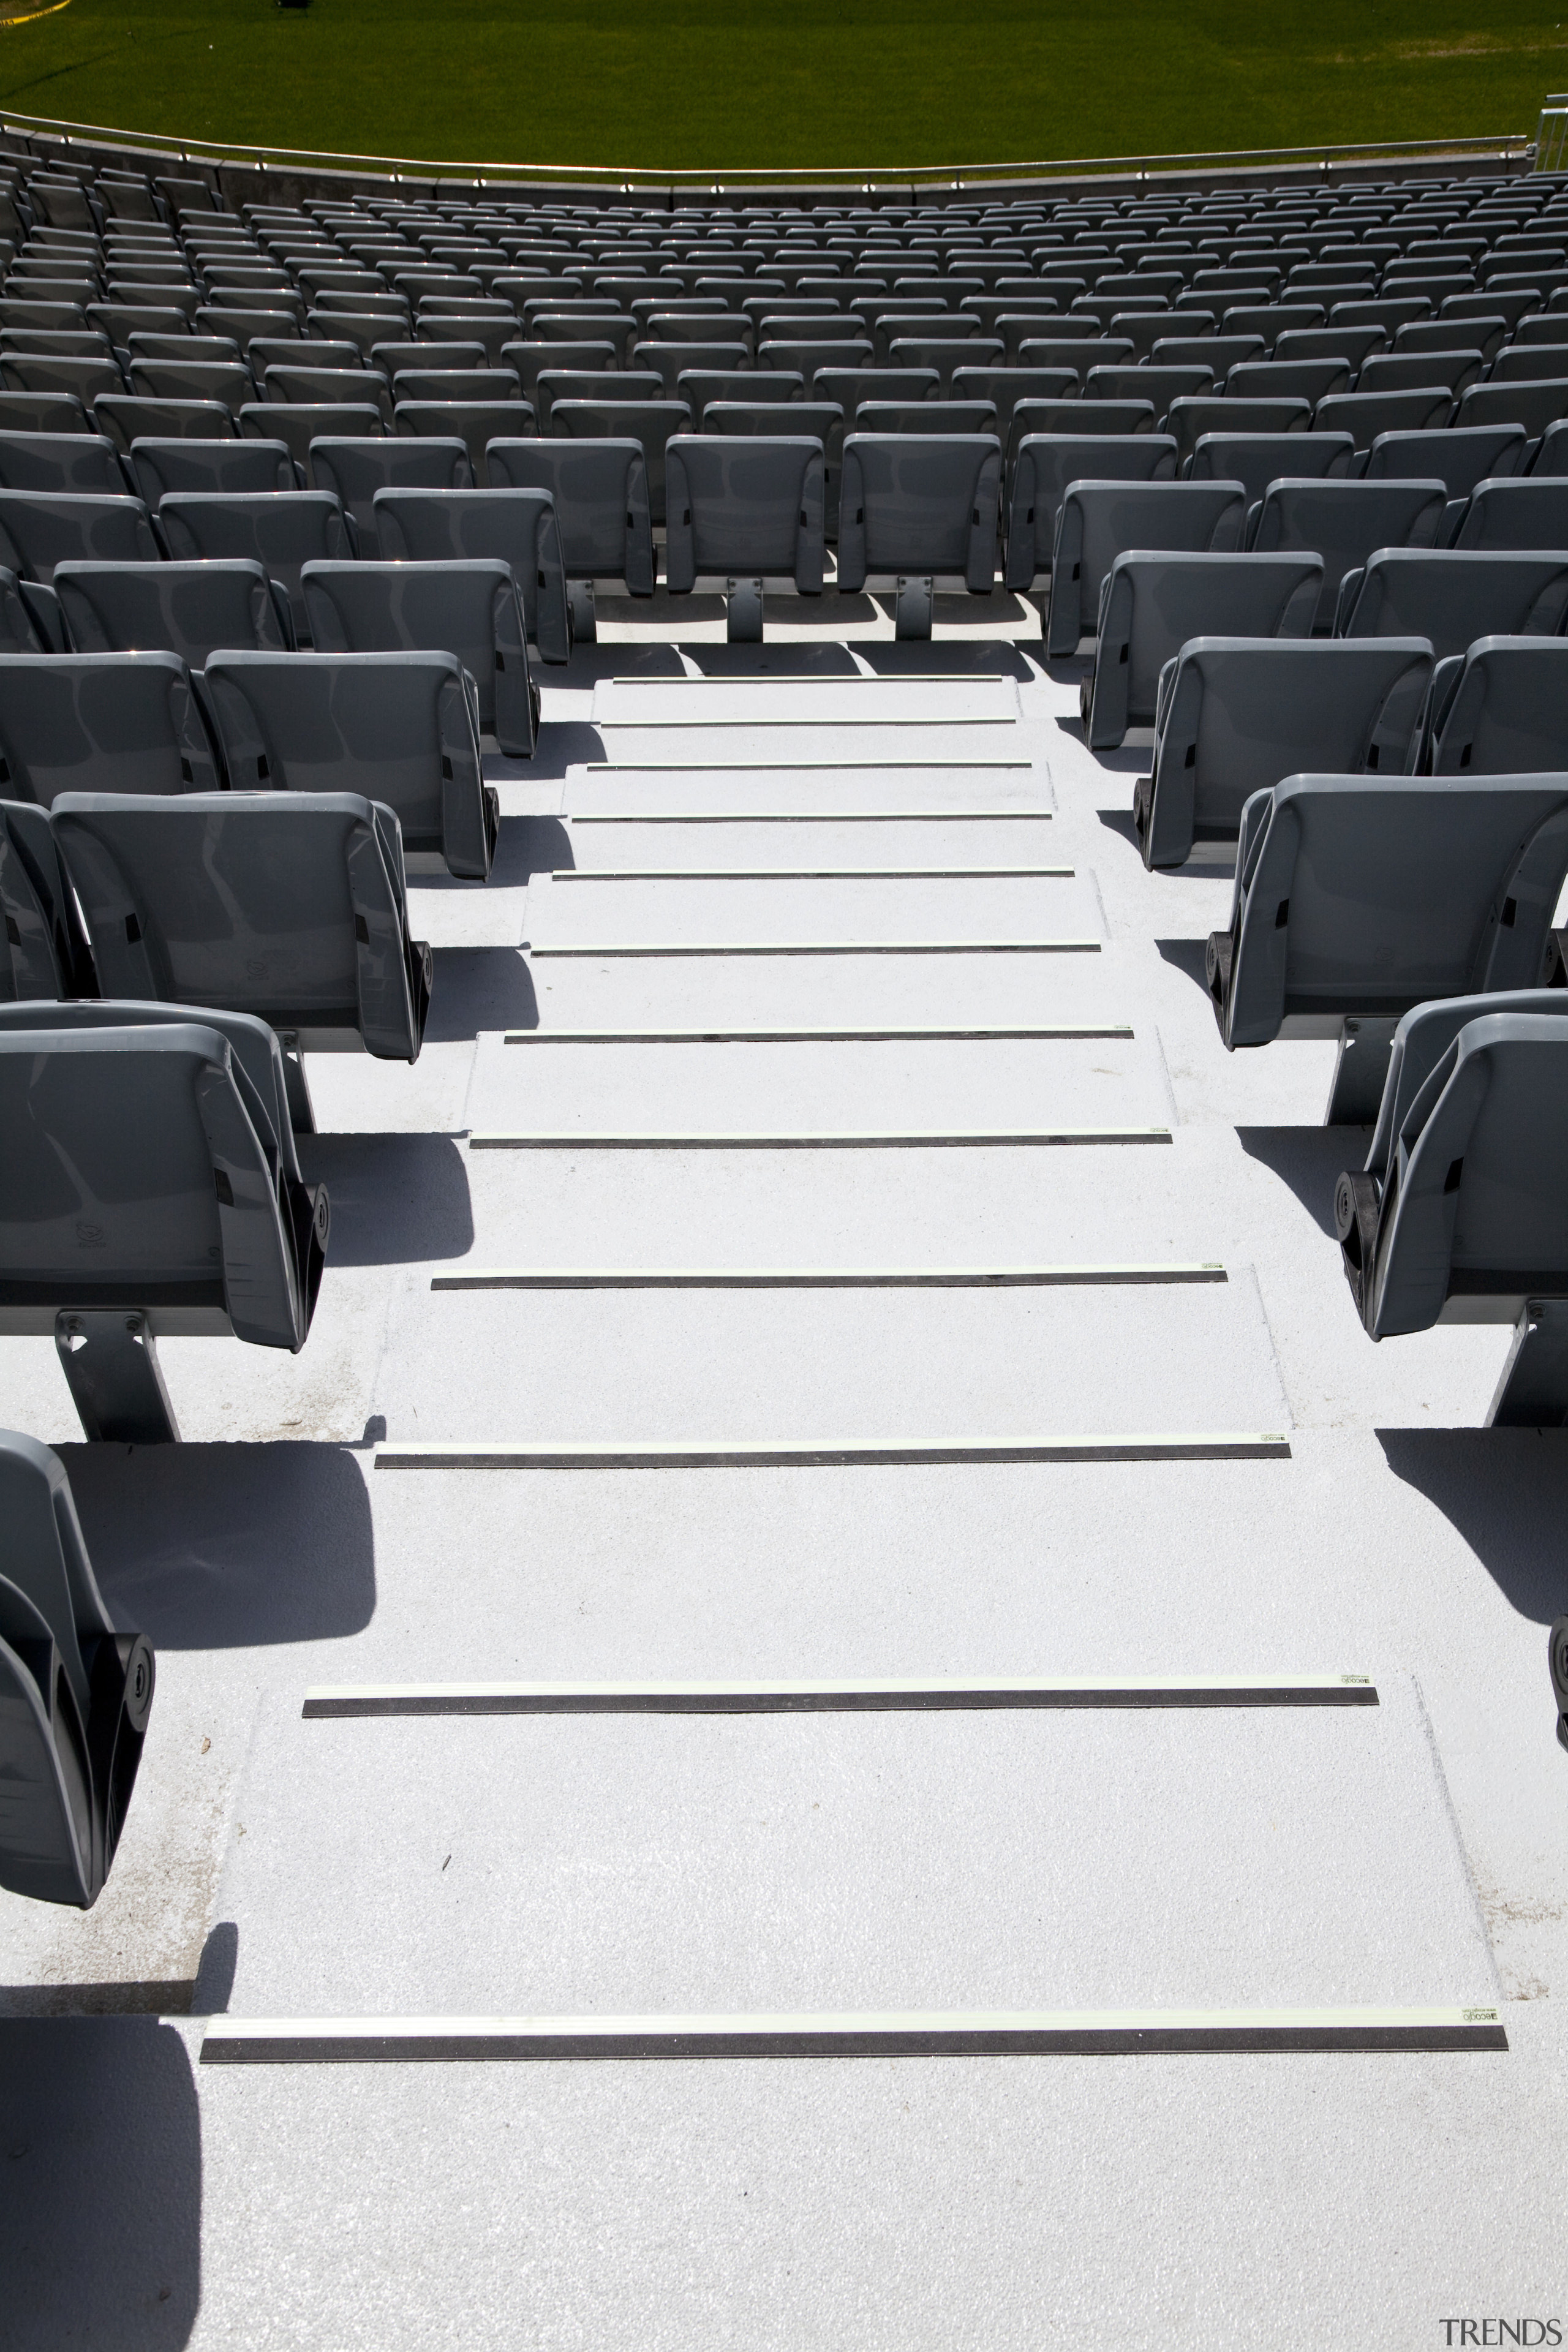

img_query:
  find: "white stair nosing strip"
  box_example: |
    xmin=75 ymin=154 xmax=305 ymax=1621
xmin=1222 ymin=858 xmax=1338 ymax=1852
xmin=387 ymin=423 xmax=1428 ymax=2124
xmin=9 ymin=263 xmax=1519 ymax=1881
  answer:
xmin=605 ymin=673 xmax=1017 ymax=685
xmin=567 ymin=810 xmax=1052 ymax=823
xmin=502 ymin=1023 xmax=1133 ymax=1042
xmin=595 ymin=716 xmax=1017 ymax=729
xmin=547 ymin=867 xmax=1074 ymax=880
xmin=200 ymin=2005 xmax=1506 ymax=2065
xmin=465 ymin=1127 xmax=1169 ymax=1150
xmin=525 ymin=940 xmax=1102 ymax=958
xmin=372 ymin=1433 xmax=1291 ymax=1469
xmin=301 ymin=1672 xmax=1376 ymax=1719
xmin=583 ymin=761 xmax=1034 ymax=772
xmin=429 ymin=1264 xmax=1224 ymax=1291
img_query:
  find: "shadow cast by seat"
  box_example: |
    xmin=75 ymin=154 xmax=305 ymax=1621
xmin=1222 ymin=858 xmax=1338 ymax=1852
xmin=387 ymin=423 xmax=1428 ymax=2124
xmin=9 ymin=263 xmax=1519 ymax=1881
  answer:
xmin=295 ymin=1133 xmax=473 ymax=1263
xmin=858 ymin=636 xmax=1041 ymax=680
xmin=58 ymin=1441 xmax=375 ymax=1648
xmin=423 ymin=946 xmax=539 ymax=1041
xmin=1 ymin=2015 xmax=200 ymax=2350
xmin=526 ymin=718 xmax=606 ymax=780
xmin=684 ymin=639 xmax=862 ymax=676
xmin=1237 ymin=1123 xmax=1366 ymax=1238
xmin=558 ymin=639 xmax=687 ymax=684
xmin=1098 ymin=807 xmax=1142 ymax=850
xmin=1156 ymin=936 xmax=1215 ymax=997
xmin=1377 ymin=1427 xmax=1568 ymax=1624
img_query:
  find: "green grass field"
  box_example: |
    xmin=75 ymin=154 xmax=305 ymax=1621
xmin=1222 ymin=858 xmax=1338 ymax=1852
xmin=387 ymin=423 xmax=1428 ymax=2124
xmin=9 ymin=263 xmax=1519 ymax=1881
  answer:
xmin=0 ymin=0 xmax=1561 ymax=175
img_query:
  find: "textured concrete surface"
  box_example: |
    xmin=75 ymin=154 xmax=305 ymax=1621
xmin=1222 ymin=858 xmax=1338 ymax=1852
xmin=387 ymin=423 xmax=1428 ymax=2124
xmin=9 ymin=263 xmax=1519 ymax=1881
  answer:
xmin=2 ymin=627 xmax=1566 ymax=2350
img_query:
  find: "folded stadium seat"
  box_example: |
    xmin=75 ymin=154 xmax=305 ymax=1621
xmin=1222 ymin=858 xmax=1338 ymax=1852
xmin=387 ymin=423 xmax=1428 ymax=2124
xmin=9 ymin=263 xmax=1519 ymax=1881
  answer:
xmin=1006 ymin=399 xmax=1158 ymax=464
xmin=0 ymin=788 xmax=95 ymax=992
xmin=372 ymin=339 xmax=488 ymax=383
xmin=1426 ymin=636 xmax=1568 ymax=773
xmin=52 ymin=791 xmax=430 ymax=1079
xmin=0 ymin=1420 xmax=156 ymax=1896
xmin=482 ymin=438 xmax=651 ymax=638
xmin=0 ymin=304 xmax=89 ymax=343
xmin=885 ymin=336 xmax=1005 ymax=391
xmin=1136 ymin=636 xmax=1434 ymax=868
xmin=1167 ymin=396 xmax=1311 ymax=468
xmin=252 ymin=338 xmax=361 ymax=382
xmin=1356 ymin=349 xmax=1483 ymax=398
xmin=1492 ymin=344 xmax=1568 ymax=385
xmin=394 ymin=398 xmax=535 ymax=476
xmin=1226 ymin=357 xmax=1351 ymax=404
xmin=1085 ymin=364 xmax=1215 ymax=423
xmin=1206 ymin=773 xmax=1568 ymax=1121
xmin=1335 ymin=548 xmax=1568 ymax=653
xmin=858 ymin=399 xmax=997 ymax=435
xmin=1506 ymin=314 xmax=1568 ymax=347
xmin=55 ymin=558 xmax=294 ymax=667
xmin=372 ymin=485 xmax=568 ymax=663
xmin=1272 ymin=324 xmax=1386 ymax=374
xmin=307 ymin=434 xmax=470 ymax=555
xmin=390 ymin=366 xmax=522 ymax=409
xmin=548 ymin=398 xmax=691 ymax=527
xmin=1448 ymin=477 xmax=1568 ymax=552
xmin=760 ymin=337 xmax=874 ymax=381
xmin=127 ymin=356 xmax=252 ymax=416
xmin=417 ymin=315 xmax=524 ymax=367
xmin=157 ymin=490 xmax=353 ymax=643
xmin=195 ymin=304 xmax=303 ymax=355
xmin=0 ymin=487 xmax=160 ymax=614
xmin=1455 ymin=379 xmax=1568 ymax=442
xmin=1398 ymin=313 xmax=1509 ymax=362
xmin=0 ymin=352 xmax=123 ymax=412
xmin=1334 ymin=1000 xmax=1568 ymax=1407
xmin=1185 ymin=428 xmax=1355 ymax=500
xmin=815 ymin=365 xmax=939 ymax=415
xmin=504 ymin=344 xmax=619 ymax=407
xmin=1311 ymin=387 xmax=1455 ymax=453
xmin=263 ymin=364 xmax=393 ymax=426
xmin=663 ymin=435 xmax=824 ymax=640
xmin=0 ymin=429 xmax=126 ymax=494
xmin=527 ymin=312 xmax=639 ymax=365
xmin=0 ymin=331 xmax=115 ymax=368
xmin=835 ymin=433 xmax=1001 ymax=638
xmin=239 ymin=401 xmax=385 ymax=470
xmin=951 ymin=364 xmax=1090 ymax=428
xmin=1250 ymin=477 xmax=1447 ymax=628
xmin=0 ymin=649 xmax=221 ymax=800
xmin=318 ymin=311 xmax=418 ymax=362
xmin=301 ymin=559 xmax=537 ymax=756
xmin=1084 ymin=551 xmax=1322 ymax=748
xmin=129 ymin=332 xmax=242 ymax=370
xmin=202 ymin=649 xmax=496 ymax=880
xmin=93 ymin=395 xmax=235 ymax=451
xmin=631 ymin=342 xmax=750 ymax=398
xmin=1046 ymin=478 xmax=1248 ymax=655
xmin=1362 ymin=424 xmax=1528 ymax=537
xmin=1004 ymin=432 xmax=1178 ymax=592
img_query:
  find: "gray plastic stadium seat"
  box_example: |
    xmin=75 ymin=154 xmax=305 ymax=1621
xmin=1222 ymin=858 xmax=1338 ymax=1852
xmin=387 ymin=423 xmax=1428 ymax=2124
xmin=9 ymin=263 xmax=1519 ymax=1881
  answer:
xmin=56 ymin=559 xmax=293 ymax=667
xmin=1358 ymin=350 xmax=1483 ymax=399
xmin=157 ymin=489 xmax=353 ymax=641
xmin=394 ymin=401 xmax=535 ymax=476
xmin=264 ymin=365 xmax=393 ymax=424
xmin=0 ymin=794 xmax=93 ymax=997
xmin=203 ymin=650 xmax=497 ymax=880
xmin=1085 ymin=551 xmax=1322 ymax=749
xmin=372 ymin=486 xmax=570 ymax=663
xmin=1046 ymin=479 xmax=1247 ymax=656
xmin=815 ymin=368 xmax=940 ymax=417
xmin=0 ymin=430 xmax=126 ymax=493
xmin=1004 ymin=432 xmax=1177 ymax=592
xmin=1312 ymin=388 xmax=1454 ymax=451
xmin=1427 ymin=636 xmax=1568 ymax=774
xmin=1226 ymin=359 xmax=1349 ymax=405
xmin=549 ymin=399 xmax=690 ymax=526
xmin=0 ymin=355 xmax=124 ymax=410
xmin=307 ymin=435 xmax=471 ymax=556
xmin=483 ymin=437 xmax=653 ymax=634
xmin=1450 ymin=477 xmax=1568 ymax=552
xmin=1251 ymin=478 xmax=1447 ymax=628
xmin=1362 ymin=424 xmax=1528 ymax=539
xmin=1008 ymin=399 xmax=1156 ymax=457
xmin=1167 ymin=397 xmax=1310 ymax=466
xmin=1455 ymin=379 xmax=1568 ymax=440
xmin=0 ymin=650 xmax=220 ymax=800
xmin=301 ymin=559 xmax=537 ymax=757
xmin=53 ymin=790 xmax=431 ymax=1064
xmin=837 ymin=435 xmax=1001 ymax=635
xmin=0 ymin=488 xmax=159 ymax=582
xmin=1186 ymin=429 xmax=1355 ymax=502
xmin=1136 ymin=637 xmax=1434 ymax=868
xmin=1335 ymin=998 xmax=1568 ymax=1397
xmin=664 ymin=437 xmax=824 ymax=637
xmin=240 ymin=402 xmax=385 ymax=471
xmin=129 ymin=357 xmax=251 ymax=415
xmin=0 ymin=1427 xmax=153 ymax=1903
xmin=129 ymin=434 xmax=293 ymax=503
xmin=1336 ymin=549 xmax=1568 ymax=655
xmin=1205 ymin=774 xmax=1568 ymax=1093
xmin=94 ymin=397 xmax=235 ymax=451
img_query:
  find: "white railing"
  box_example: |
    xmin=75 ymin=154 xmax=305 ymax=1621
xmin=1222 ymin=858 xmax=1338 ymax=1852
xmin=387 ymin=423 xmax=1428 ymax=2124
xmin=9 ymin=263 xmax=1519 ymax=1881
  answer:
xmin=0 ymin=106 xmax=1537 ymax=194
xmin=1537 ymin=102 xmax=1568 ymax=172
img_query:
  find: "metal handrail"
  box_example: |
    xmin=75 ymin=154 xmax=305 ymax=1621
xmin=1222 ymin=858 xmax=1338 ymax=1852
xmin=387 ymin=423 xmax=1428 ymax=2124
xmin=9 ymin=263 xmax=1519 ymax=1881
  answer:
xmin=1538 ymin=104 xmax=1568 ymax=173
xmin=0 ymin=104 xmax=1536 ymax=190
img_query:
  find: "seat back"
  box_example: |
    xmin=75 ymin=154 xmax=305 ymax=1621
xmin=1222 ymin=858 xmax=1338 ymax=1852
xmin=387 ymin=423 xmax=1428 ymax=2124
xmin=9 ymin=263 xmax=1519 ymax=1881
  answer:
xmin=1141 ymin=637 xmax=1434 ymax=868
xmin=483 ymin=435 xmax=652 ymax=589
xmin=0 ymin=430 xmax=126 ymax=494
xmin=1251 ymin=478 xmax=1447 ymax=628
xmin=0 ymin=650 xmax=219 ymax=801
xmin=1088 ymin=551 xmax=1322 ymax=748
xmin=300 ymin=558 xmax=536 ymax=756
xmin=1430 ymin=636 xmax=1568 ymax=774
xmin=1452 ymin=477 xmax=1568 ymax=552
xmin=664 ymin=436 xmax=824 ymax=592
xmin=372 ymin=486 xmax=569 ymax=662
xmin=56 ymin=558 xmax=292 ymax=666
xmin=0 ymin=795 xmax=92 ymax=997
xmin=1004 ymin=432 xmax=1177 ymax=591
xmin=53 ymin=789 xmax=427 ymax=1058
xmin=129 ymin=435 xmax=293 ymax=504
xmin=1362 ymin=423 xmax=1528 ymax=505
xmin=0 ymin=488 xmax=159 ymax=581
xmin=837 ymin=434 xmax=1001 ymax=590
xmin=1186 ymin=430 xmax=1355 ymax=503
xmin=203 ymin=649 xmax=492 ymax=878
xmin=1047 ymin=479 xmax=1248 ymax=656
xmin=307 ymin=434 xmax=470 ymax=554
xmin=157 ymin=489 xmax=353 ymax=639
xmin=548 ymin=399 xmax=691 ymax=525
xmin=1339 ymin=549 xmax=1568 ymax=656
